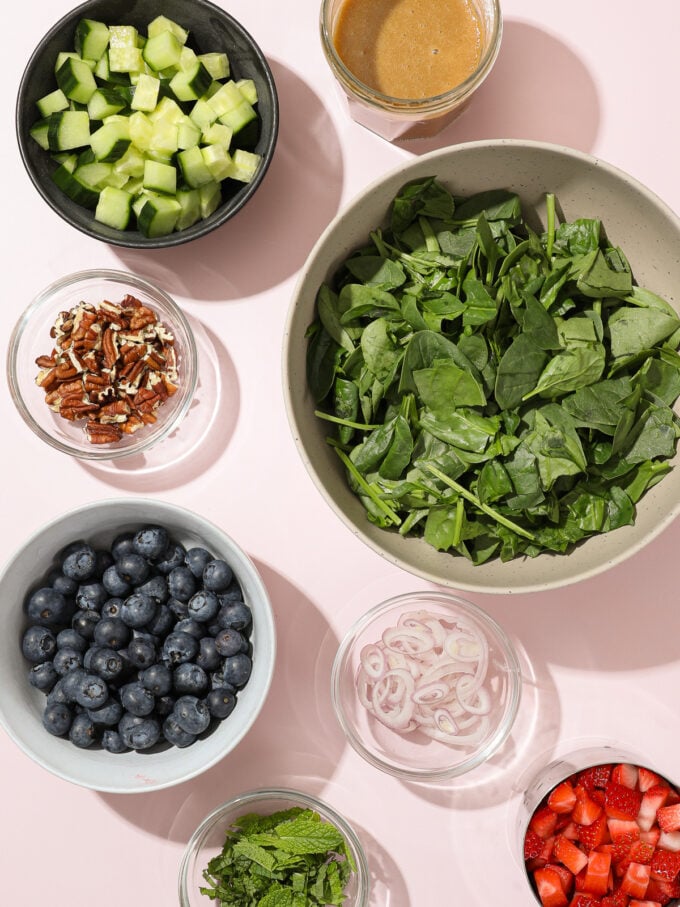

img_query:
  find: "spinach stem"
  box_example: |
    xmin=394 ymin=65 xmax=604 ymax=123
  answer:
xmin=546 ymin=192 xmax=556 ymax=259
xmin=422 ymin=463 xmax=537 ymax=541
xmin=314 ymin=410 xmax=381 ymax=431
xmin=334 ymin=447 xmax=402 ymax=526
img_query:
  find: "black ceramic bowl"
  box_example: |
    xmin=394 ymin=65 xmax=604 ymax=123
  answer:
xmin=16 ymin=0 xmax=278 ymax=249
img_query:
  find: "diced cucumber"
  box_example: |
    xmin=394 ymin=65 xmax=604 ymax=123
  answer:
xmin=143 ymin=159 xmax=177 ymax=194
xmin=219 ymin=101 xmax=257 ymax=135
xmin=54 ymin=51 xmax=79 ymax=73
xmin=179 ymin=46 xmax=198 ymax=70
xmin=189 ymin=98 xmax=218 ymax=131
xmin=198 ymin=181 xmax=221 ymax=218
xmin=90 ymin=119 xmax=131 ymax=161
xmin=109 ymin=25 xmax=138 ymax=48
xmin=149 ymin=95 xmax=184 ymax=124
xmin=147 ymin=15 xmax=188 ymax=44
xmin=75 ymin=19 xmax=110 ymax=62
xmin=175 ymin=188 xmax=201 ymax=230
xmin=236 ymin=78 xmax=258 ymax=106
xmin=30 ymin=119 xmax=50 ymax=150
xmin=199 ymin=52 xmax=229 ymax=80
xmin=142 ymin=31 xmax=183 ymax=71
xmin=208 ymin=81 xmax=256 ymax=134
xmin=52 ymin=153 xmax=77 ymax=172
xmin=87 ymin=87 xmax=126 ymax=120
xmin=177 ymin=145 xmax=214 ymax=188
xmin=131 ymin=73 xmax=160 ymax=111
xmin=177 ymin=116 xmax=201 ymax=149
xmin=229 ymin=149 xmax=262 ymax=183
xmin=47 ymin=110 xmax=91 ymax=151
xmin=74 ymin=161 xmax=114 ymax=188
xmin=169 ymin=60 xmax=212 ymax=102
xmin=137 ymin=195 xmax=182 ymax=237
xmin=109 ymin=45 xmax=144 ymax=73
xmin=36 ymin=88 xmax=69 ymax=118
xmin=56 ymin=57 xmax=98 ymax=104
xmin=114 ymin=144 xmax=146 ymax=177
xmin=51 ymin=163 xmax=99 ymax=208
xmin=128 ymin=111 xmax=153 ymax=149
xmin=94 ymin=52 xmax=130 ymax=85
xmin=148 ymin=120 xmax=179 ymax=156
xmin=202 ymin=122 xmax=233 ymax=150
xmin=95 ymin=185 xmax=133 ymax=229
xmin=201 ymin=144 xmax=232 ymax=182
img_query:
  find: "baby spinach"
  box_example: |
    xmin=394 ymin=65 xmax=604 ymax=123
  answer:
xmin=306 ymin=179 xmax=680 ymax=563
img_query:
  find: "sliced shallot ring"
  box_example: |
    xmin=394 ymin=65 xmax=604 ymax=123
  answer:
xmin=412 ymin=680 xmax=450 ymax=705
xmin=382 ymin=625 xmax=434 ymax=656
xmin=359 ymin=643 xmax=386 ymax=680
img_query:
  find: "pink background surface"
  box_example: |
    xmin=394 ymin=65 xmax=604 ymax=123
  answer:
xmin=1 ymin=1 xmax=680 ymax=904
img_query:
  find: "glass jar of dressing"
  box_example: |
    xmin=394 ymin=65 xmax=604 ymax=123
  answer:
xmin=320 ymin=0 xmax=502 ymax=141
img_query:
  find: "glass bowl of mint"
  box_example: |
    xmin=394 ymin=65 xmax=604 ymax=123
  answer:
xmin=178 ymin=787 xmax=370 ymax=907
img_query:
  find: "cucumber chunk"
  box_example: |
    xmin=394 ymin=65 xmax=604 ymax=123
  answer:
xmin=95 ymin=185 xmax=133 ymax=229
xmin=75 ymin=19 xmax=110 ymax=62
xmin=143 ymin=159 xmax=177 ymax=194
xmin=137 ymin=195 xmax=182 ymax=237
xmin=47 ymin=110 xmax=91 ymax=151
xmin=37 ymin=89 xmax=69 ymax=118
xmin=147 ymin=16 xmax=188 ymax=44
xmin=56 ymin=57 xmax=98 ymax=104
xmin=142 ymin=31 xmax=183 ymax=71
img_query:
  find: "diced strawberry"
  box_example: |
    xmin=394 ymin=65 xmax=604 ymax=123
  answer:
xmin=583 ymin=851 xmax=613 ymax=897
xmin=627 ymin=901 xmax=662 ymax=907
xmin=580 ymin=765 xmax=614 ymax=793
xmin=601 ymin=890 xmax=630 ymax=907
xmin=579 ymin=814 xmax=610 ymax=851
xmin=605 ymin=782 xmax=643 ymax=821
xmin=613 ymin=833 xmax=641 ymax=866
xmin=640 ymin=830 xmax=661 ymax=848
xmin=609 ymin=820 xmax=642 ymax=842
xmin=656 ymin=804 xmax=680 ymax=834
xmin=532 ymin=805 xmax=560 ymax=838
xmin=628 ymin=842 xmax=655 ymax=865
xmin=526 ymin=829 xmax=547 ymax=860
xmin=563 ymin=822 xmax=580 ymax=841
xmin=535 ymin=867 xmax=570 ymax=907
xmin=650 ymin=849 xmax=680 ymax=882
xmin=569 ymin=895 xmax=604 ymax=907
xmin=657 ymin=831 xmax=680 ymax=853
xmin=638 ymin=768 xmax=666 ymax=793
xmin=620 ymin=863 xmax=651 ymax=899
xmin=612 ymin=764 xmax=639 ymax=790
xmin=646 ymin=877 xmax=680 ymax=905
xmin=550 ymin=781 xmax=579 ymax=815
xmin=575 ymin=785 xmax=605 ymax=827
xmin=554 ymin=834 xmax=589 ymax=875
xmin=546 ymin=862 xmax=575 ymax=895
xmin=637 ymin=787 xmax=671 ymax=833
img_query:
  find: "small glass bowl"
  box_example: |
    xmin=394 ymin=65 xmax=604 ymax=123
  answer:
xmin=320 ymin=0 xmax=502 ymax=141
xmin=331 ymin=590 xmax=522 ymax=782
xmin=7 ymin=269 xmax=198 ymax=460
xmin=178 ymin=787 xmax=370 ymax=907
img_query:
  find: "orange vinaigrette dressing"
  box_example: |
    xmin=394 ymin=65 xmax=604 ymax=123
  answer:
xmin=332 ymin=0 xmax=482 ymax=100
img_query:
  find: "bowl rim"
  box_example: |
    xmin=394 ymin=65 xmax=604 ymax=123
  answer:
xmin=282 ymin=137 xmax=680 ymax=595
xmin=178 ymin=786 xmax=370 ymax=907
xmin=6 ymin=267 xmax=199 ymax=460
xmin=0 ymin=497 xmax=277 ymax=793
xmin=15 ymin=0 xmax=279 ymax=249
xmin=331 ymin=589 xmax=522 ymax=782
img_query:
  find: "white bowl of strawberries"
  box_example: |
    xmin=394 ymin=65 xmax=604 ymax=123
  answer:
xmin=522 ymin=750 xmax=680 ymax=907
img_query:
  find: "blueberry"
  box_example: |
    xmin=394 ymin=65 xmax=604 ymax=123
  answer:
xmin=210 ymin=667 xmax=236 ymax=691
xmin=173 ymin=696 xmax=210 ymax=735
xmin=120 ymin=681 xmax=155 ymax=717
xmin=214 ymin=628 xmax=247 ymax=657
xmin=53 ymin=647 xmax=84 ymax=676
xmin=87 ymin=647 xmax=124 ymax=682
xmin=162 ymin=631 xmax=199 ymax=665
xmin=71 ymin=609 xmax=100 ymax=640
xmin=219 ymin=581 xmax=244 ymax=604
xmin=28 ymin=661 xmax=58 ymax=692
xmin=202 ymin=559 xmax=233 ymax=592
xmin=88 ymin=697 xmax=123 ymax=727
xmin=143 ymin=604 xmax=174 ymax=638
xmin=173 ymin=618 xmax=204 ymax=641
xmin=196 ymin=637 xmax=222 ymax=672
xmin=167 ymin=566 xmax=196 ymax=603
xmin=93 ymin=617 xmax=130 ymax=650
xmin=185 ymin=547 xmax=213 ymax=579
xmin=162 ymin=715 xmax=196 ymax=748
xmin=187 ymin=590 xmax=220 ymax=623
xmin=75 ymin=582 xmax=108 ymax=612
xmin=62 ymin=544 xmax=98 ymax=582
xmin=115 ymin=553 xmax=150 ymax=586
xmin=21 ymin=625 xmax=57 ymax=664
xmin=42 ymin=702 xmax=73 ymax=736
xmin=121 ymin=592 xmax=157 ymax=628
xmin=56 ymin=628 xmax=88 ymax=653
xmin=155 ymin=543 xmax=186 ymax=575
xmin=60 ymin=668 xmax=88 ymax=703
xmin=111 ymin=533 xmax=136 ymax=561
xmin=101 ymin=729 xmax=128 ymax=753
xmin=222 ymin=653 xmax=252 ymax=688
xmin=133 ymin=525 xmax=170 ymax=561
xmin=215 ymin=600 xmax=252 ymax=632
xmin=136 ymin=574 xmax=169 ymax=604
xmin=69 ymin=712 xmax=97 ymax=748
xmin=206 ymin=688 xmax=237 ymax=720
xmin=101 ymin=597 xmax=124 ymax=619
xmin=26 ymin=587 xmax=70 ymax=627
xmin=118 ymin=713 xmax=161 ymax=751
xmin=168 ymin=597 xmax=189 ymax=620
xmin=173 ymin=662 xmax=209 ymax=696
xmin=46 ymin=677 xmax=70 ymax=705
xmin=74 ymin=673 xmax=109 ymax=709
xmin=125 ymin=636 xmax=157 ymax=670
xmin=155 ymin=694 xmax=176 ymax=717
xmin=102 ymin=565 xmax=131 ymax=598
xmin=48 ymin=570 xmax=78 ymax=597
xmin=140 ymin=663 xmax=172 ymax=696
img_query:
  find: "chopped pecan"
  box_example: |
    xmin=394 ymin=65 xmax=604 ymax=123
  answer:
xmin=85 ymin=422 xmax=123 ymax=444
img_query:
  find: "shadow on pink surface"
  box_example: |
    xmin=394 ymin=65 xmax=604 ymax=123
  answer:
xmin=476 ymin=515 xmax=680 ymax=671
xmin=401 ymin=20 xmax=600 ymax=156
xmin=111 ymin=61 xmax=345 ymax=302
xmin=97 ymin=562 xmax=348 ymax=840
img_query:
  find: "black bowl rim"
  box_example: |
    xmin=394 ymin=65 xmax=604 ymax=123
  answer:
xmin=15 ymin=0 xmax=279 ymax=249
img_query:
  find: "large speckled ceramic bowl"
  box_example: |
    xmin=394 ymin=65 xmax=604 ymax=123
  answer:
xmin=283 ymin=140 xmax=680 ymax=595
